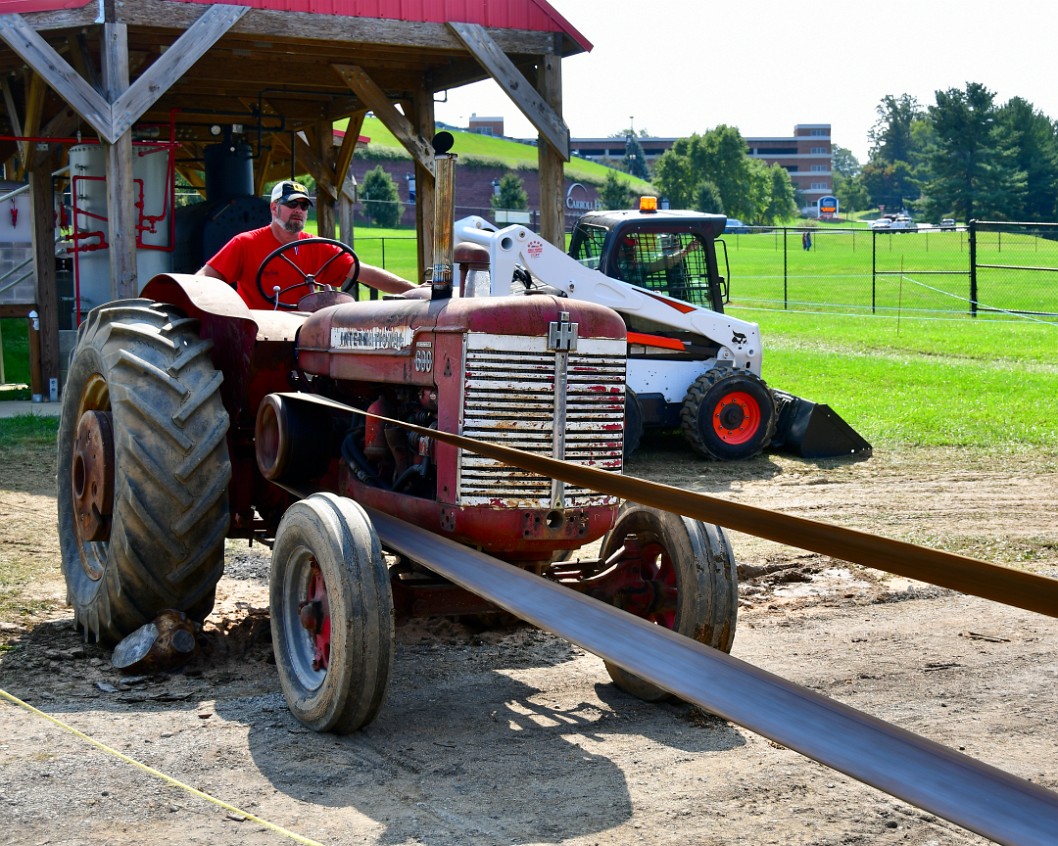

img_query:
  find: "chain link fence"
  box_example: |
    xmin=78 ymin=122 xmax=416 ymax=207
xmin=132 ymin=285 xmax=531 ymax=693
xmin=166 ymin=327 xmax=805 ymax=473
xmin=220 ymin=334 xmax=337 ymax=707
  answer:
xmin=970 ymin=221 xmax=1058 ymax=318
xmin=721 ymin=222 xmax=1058 ymax=322
xmin=346 ymin=219 xmax=1058 ymax=322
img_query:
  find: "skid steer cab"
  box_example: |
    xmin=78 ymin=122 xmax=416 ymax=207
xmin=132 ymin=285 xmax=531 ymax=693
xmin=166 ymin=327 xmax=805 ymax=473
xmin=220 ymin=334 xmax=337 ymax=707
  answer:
xmin=453 ymin=202 xmax=871 ymax=462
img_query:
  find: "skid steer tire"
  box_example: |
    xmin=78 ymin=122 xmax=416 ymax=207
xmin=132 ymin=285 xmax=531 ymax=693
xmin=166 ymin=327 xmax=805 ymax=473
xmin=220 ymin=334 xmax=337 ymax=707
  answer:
xmin=271 ymin=494 xmax=394 ymax=733
xmin=680 ymin=369 xmax=776 ymax=461
xmin=623 ymin=389 xmax=644 ymax=461
xmin=57 ymin=299 xmax=232 ymax=644
xmin=599 ymin=503 xmax=737 ymax=702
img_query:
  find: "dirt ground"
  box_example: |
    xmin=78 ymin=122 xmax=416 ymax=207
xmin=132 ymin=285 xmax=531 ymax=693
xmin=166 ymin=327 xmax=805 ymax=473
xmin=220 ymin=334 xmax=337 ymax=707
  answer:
xmin=1 ymin=434 xmax=1057 ymax=846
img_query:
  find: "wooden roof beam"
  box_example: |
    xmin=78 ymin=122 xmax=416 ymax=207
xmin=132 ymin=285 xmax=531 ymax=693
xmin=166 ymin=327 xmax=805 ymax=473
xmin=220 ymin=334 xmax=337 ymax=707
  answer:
xmin=446 ymin=22 xmax=568 ymax=160
xmin=0 ymin=14 xmax=113 ymax=141
xmin=332 ymin=64 xmax=435 ymax=175
xmin=0 ymin=5 xmax=248 ymax=143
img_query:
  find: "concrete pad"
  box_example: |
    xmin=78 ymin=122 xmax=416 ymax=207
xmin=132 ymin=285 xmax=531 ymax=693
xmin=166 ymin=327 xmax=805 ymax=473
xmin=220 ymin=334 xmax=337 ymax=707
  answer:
xmin=0 ymin=400 xmax=61 ymax=418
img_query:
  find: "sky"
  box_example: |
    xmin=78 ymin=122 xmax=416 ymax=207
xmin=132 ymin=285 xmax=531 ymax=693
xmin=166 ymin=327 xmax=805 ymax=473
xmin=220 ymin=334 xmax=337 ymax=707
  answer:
xmin=433 ymin=0 xmax=1058 ymax=164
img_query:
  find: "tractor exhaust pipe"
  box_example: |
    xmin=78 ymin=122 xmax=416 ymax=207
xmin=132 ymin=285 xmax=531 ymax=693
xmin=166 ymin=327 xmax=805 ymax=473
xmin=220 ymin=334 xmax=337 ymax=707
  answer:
xmin=431 ymin=132 xmax=457 ymax=300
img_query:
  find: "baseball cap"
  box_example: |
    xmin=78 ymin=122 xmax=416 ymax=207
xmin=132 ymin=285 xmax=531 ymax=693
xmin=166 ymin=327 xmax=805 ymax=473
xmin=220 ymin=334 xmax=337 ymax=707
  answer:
xmin=270 ymin=181 xmax=313 ymax=205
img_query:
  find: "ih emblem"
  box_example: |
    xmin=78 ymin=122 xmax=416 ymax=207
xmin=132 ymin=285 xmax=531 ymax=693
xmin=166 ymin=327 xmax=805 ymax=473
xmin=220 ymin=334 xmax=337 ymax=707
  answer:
xmin=548 ymin=311 xmax=579 ymax=352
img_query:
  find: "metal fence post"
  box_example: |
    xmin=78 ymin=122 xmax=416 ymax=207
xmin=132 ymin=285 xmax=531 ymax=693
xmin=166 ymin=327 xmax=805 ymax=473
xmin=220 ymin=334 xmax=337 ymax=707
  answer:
xmin=968 ymin=220 xmax=977 ymax=318
xmin=871 ymin=229 xmax=877 ymax=314
xmin=783 ymin=227 xmax=788 ymax=309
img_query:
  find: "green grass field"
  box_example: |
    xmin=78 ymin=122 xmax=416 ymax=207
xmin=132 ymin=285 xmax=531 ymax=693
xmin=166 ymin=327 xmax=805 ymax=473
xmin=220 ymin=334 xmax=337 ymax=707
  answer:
xmin=738 ymin=308 xmax=1057 ymax=451
xmin=722 ymin=228 xmax=1058 ymax=318
xmin=718 ymin=228 xmax=1058 ymax=451
xmin=0 ymin=318 xmax=30 ymax=396
xmin=4 ymin=226 xmax=1055 ymax=454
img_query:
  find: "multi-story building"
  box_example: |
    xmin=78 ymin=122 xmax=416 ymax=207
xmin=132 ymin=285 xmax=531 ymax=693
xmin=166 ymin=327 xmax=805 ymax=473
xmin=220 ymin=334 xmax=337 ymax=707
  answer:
xmin=568 ymin=124 xmax=833 ymax=215
xmin=467 ymin=114 xmax=506 ymax=136
xmin=745 ymin=124 xmax=832 ymax=214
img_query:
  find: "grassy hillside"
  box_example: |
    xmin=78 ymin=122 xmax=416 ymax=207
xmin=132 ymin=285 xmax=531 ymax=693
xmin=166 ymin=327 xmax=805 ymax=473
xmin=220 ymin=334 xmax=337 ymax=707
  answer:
xmin=353 ymin=117 xmax=654 ymax=191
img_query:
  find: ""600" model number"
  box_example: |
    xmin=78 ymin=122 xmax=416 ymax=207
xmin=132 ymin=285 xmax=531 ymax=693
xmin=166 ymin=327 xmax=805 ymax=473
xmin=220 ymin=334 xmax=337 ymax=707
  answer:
xmin=414 ymin=346 xmax=433 ymax=372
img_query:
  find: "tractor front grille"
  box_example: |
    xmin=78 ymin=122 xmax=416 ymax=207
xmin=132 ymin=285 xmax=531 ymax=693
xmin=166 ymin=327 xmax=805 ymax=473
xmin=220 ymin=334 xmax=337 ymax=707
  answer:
xmin=459 ymin=332 xmax=625 ymax=507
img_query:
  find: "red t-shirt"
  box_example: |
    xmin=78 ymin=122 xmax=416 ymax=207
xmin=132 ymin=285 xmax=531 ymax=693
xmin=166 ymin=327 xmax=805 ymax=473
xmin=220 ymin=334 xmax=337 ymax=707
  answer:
xmin=205 ymin=227 xmax=355 ymax=309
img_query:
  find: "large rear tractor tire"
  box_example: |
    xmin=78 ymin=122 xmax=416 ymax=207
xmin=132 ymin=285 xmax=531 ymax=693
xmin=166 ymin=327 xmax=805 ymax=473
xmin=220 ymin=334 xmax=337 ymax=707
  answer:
xmin=598 ymin=503 xmax=738 ymax=702
xmin=57 ymin=299 xmax=232 ymax=644
xmin=680 ymin=369 xmax=776 ymax=460
xmin=270 ymin=493 xmax=394 ymax=733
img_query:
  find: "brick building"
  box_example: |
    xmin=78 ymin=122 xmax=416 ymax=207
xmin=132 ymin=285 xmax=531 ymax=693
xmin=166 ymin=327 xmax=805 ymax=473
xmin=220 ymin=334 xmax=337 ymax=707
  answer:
xmin=467 ymin=114 xmax=506 ymax=136
xmin=568 ymin=124 xmax=833 ymax=215
xmin=348 ymin=158 xmax=602 ymax=230
xmin=745 ymin=125 xmax=832 ymax=214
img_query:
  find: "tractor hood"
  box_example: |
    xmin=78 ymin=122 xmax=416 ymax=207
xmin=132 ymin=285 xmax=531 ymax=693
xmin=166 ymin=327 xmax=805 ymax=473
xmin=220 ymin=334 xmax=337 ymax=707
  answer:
xmin=296 ymin=293 xmax=626 ymax=379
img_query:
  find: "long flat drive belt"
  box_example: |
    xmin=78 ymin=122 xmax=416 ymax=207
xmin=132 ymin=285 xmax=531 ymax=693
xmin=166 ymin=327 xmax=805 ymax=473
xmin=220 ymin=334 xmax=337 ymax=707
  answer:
xmin=283 ymin=393 xmax=1058 ymax=619
xmin=368 ymin=507 xmax=1058 ymax=846
xmin=278 ymin=393 xmax=1058 ymax=843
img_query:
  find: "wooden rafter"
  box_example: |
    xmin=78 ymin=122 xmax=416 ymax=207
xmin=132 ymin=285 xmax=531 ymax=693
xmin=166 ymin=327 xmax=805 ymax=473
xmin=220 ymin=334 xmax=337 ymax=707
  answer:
xmin=332 ymin=64 xmax=435 ymax=174
xmin=446 ymin=21 xmax=569 ymax=160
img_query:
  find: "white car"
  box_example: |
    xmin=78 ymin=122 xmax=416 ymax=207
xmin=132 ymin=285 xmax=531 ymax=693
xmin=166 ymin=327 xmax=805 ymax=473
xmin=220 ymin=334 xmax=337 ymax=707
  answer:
xmin=872 ymin=214 xmax=917 ymax=232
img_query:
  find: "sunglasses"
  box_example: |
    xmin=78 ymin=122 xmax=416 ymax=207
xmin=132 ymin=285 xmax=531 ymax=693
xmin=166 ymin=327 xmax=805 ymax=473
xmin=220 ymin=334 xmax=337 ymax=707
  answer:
xmin=282 ymin=199 xmax=311 ymax=210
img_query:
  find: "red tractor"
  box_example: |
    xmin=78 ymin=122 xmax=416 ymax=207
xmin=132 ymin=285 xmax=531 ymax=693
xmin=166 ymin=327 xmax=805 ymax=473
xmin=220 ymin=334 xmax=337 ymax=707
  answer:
xmin=57 ymin=152 xmax=738 ymax=733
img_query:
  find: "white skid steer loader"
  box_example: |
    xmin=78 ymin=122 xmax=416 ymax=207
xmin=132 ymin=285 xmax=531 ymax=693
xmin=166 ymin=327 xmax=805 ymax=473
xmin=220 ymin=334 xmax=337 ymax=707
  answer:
xmin=452 ymin=202 xmax=870 ymax=462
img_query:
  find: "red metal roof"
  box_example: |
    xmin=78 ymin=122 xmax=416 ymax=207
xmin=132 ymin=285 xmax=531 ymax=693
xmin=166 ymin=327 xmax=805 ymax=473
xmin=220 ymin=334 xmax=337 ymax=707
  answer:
xmin=1 ymin=0 xmax=94 ymax=11
xmin=4 ymin=0 xmax=592 ymax=52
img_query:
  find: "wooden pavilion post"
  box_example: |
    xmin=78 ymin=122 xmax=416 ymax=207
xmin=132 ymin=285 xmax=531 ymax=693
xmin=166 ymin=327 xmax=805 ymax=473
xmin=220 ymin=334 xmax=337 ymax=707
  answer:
xmin=536 ymin=44 xmax=566 ymax=247
xmin=101 ymin=22 xmax=138 ymax=299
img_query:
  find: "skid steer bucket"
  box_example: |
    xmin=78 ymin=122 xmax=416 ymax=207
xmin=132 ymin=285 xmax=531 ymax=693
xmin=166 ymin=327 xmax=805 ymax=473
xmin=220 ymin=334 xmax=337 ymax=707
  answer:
xmin=770 ymin=390 xmax=872 ymax=459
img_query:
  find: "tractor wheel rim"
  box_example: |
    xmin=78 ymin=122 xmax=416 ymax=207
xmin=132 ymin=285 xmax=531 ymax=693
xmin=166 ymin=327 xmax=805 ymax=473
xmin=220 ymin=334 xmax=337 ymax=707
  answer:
xmin=712 ymin=391 xmax=762 ymax=445
xmin=300 ymin=562 xmax=331 ymax=673
xmin=636 ymin=539 xmax=678 ymax=628
xmin=70 ymin=374 xmax=113 ymax=579
xmin=71 ymin=409 xmax=115 ymax=576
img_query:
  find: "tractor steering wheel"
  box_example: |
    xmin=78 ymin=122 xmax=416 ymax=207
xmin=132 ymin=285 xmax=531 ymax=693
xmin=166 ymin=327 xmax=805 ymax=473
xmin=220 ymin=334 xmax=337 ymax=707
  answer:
xmin=255 ymin=237 xmax=360 ymax=310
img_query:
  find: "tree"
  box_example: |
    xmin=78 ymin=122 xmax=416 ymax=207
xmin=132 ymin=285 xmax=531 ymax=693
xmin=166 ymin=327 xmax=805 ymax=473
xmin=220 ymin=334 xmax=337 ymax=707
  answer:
xmin=759 ymin=162 xmax=797 ymax=224
xmin=833 ymin=171 xmax=870 ymax=215
xmin=652 ymin=137 xmax=703 ymax=209
xmin=830 ymin=145 xmax=868 ymax=214
xmin=868 ymin=94 xmax=923 ymax=164
xmin=864 ymin=94 xmax=925 ymax=210
xmin=623 ymin=133 xmax=650 ymax=180
xmin=694 ymin=180 xmax=723 ymax=215
xmin=653 ymin=125 xmax=755 ymax=219
xmin=489 ymin=172 xmax=528 ymax=211
xmin=919 ymin=82 xmax=1025 ymax=222
xmin=996 ymin=97 xmax=1058 ymax=221
xmin=360 ymin=165 xmax=401 ymax=228
xmin=653 ymin=126 xmax=795 ymax=223
xmin=599 ymin=170 xmax=634 ymax=210
xmin=861 ymin=159 xmax=917 ymax=213
xmin=831 ymin=145 xmax=861 ymax=179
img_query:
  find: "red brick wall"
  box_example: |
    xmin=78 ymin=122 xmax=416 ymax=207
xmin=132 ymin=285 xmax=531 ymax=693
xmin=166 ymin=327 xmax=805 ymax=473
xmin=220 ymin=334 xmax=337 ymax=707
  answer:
xmin=347 ymin=159 xmax=605 ymax=230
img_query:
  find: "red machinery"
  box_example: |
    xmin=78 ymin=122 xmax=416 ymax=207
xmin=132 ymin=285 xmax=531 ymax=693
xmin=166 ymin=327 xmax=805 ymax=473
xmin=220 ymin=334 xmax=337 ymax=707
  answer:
xmin=56 ymin=248 xmax=737 ymax=733
xmin=56 ymin=134 xmax=738 ymax=733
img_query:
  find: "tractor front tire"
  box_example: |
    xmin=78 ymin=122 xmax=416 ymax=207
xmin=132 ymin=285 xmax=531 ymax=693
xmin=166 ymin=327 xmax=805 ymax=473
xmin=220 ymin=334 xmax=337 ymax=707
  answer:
xmin=270 ymin=493 xmax=394 ymax=733
xmin=57 ymin=299 xmax=232 ymax=644
xmin=598 ymin=503 xmax=738 ymax=702
xmin=680 ymin=369 xmax=776 ymax=460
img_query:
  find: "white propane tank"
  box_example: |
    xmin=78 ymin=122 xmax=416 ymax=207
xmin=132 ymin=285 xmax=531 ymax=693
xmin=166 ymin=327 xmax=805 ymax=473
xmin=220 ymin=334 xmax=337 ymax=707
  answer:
xmin=67 ymin=143 xmax=173 ymax=321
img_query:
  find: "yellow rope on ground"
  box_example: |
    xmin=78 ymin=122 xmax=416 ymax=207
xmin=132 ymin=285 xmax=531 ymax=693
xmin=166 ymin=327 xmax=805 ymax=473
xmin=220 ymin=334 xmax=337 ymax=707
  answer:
xmin=0 ymin=687 xmax=327 ymax=846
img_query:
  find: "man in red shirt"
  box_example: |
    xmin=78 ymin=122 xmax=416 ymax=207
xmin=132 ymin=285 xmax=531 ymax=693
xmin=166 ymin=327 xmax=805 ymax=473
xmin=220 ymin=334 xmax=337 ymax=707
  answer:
xmin=196 ymin=180 xmax=416 ymax=309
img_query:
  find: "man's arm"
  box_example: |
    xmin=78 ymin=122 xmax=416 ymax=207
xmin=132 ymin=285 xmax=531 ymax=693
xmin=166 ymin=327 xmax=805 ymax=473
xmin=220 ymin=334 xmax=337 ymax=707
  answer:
xmin=354 ymin=262 xmax=418 ymax=294
xmin=196 ymin=263 xmax=227 ymax=281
